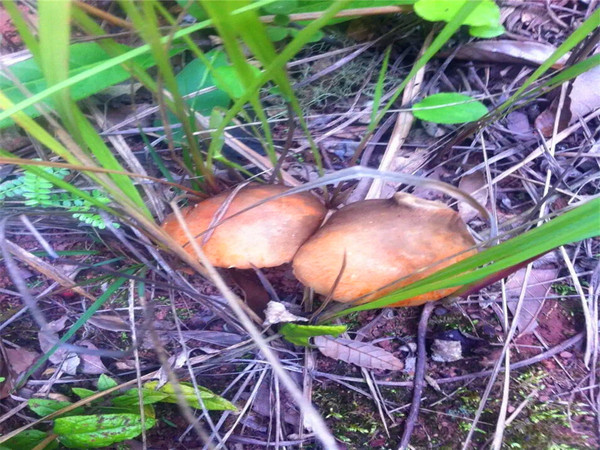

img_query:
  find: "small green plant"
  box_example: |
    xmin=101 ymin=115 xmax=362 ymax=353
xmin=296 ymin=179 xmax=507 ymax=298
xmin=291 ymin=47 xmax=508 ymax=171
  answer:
xmin=0 ymin=165 xmax=117 ymax=229
xmin=2 ymin=374 xmax=236 ymax=449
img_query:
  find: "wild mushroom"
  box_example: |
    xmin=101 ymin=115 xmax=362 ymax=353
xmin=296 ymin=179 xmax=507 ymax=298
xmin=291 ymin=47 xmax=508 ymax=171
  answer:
xmin=292 ymin=193 xmax=477 ymax=307
xmin=161 ymin=184 xmax=326 ymax=269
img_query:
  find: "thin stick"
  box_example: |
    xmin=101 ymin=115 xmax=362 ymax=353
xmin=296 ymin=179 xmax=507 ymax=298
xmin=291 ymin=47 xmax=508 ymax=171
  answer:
xmin=398 ymin=302 xmax=435 ymax=449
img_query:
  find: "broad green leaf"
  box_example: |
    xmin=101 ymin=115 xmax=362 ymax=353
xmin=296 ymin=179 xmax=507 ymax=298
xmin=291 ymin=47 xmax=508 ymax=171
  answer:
xmin=273 ymin=14 xmax=291 ymax=26
xmin=267 ymin=26 xmax=290 ymax=42
xmin=412 ymin=93 xmax=487 ymax=124
xmin=54 ymin=414 xmax=155 ymax=448
xmin=214 ymin=64 xmax=262 ymax=99
xmin=414 ymin=0 xmax=500 ymax=27
xmin=175 ymin=50 xmax=230 ymax=115
xmin=280 ymin=323 xmax=347 ymax=346
xmin=71 ymin=388 xmax=96 ymax=399
xmin=0 ymin=43 xmax=168 ymax=128
xmin=107 ymin=404 xmax=156 ymax=419
xmin=176 ymin=0 xmax=208 ymax=20
xmin=263 ymin=0 xmax=298 ymax=15
xmin=111 ymin=388 xmax=170 ymax=407
xmin=2 ymin=430 xmax=58 ymax=450
xmin=161 ymin=49 xmax=230 ymax=143
xmin=289 ymin=27 xmax=324 ymax=43
xmin=28 ymin=399 xmax=81 ymax=417
xmin=469 ymin=23 xmax=505 ymax=38
xmin=144 ymin=381 xmax=237 ymax=411
xmin=97 ymin=374 xmax=118 ymax=391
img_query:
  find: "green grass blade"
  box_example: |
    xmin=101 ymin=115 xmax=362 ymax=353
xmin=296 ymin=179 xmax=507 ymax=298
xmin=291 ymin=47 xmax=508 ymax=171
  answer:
xmin=71 ymin=108 xmax=151 ymax=217
xmin=38 ymin=0 xmax=75 ymax=130
xmin=371 ymin=45 xmax=392 ymax=125
xmin=203 ymin=0 xmax=354 ymax=169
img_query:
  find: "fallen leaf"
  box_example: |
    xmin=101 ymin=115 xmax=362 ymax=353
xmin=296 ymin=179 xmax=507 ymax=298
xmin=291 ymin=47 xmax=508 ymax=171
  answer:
xmin=250 ymin=382 xmax=299 ymax=426
xmin=38 ymin=316 xmax=80 ymax=374
xmin=78 ymin=340 xmax=108 ymax=375
xmin=171 ymin=330 xmax=244 ymax=346
xmin=458 ymin=171 xmax=489 ymax=222
xmin=448 ymin=40 xmax=569 ymax=69
xmin=567 ymin=55 xmax=600 ymax=121
xmin=6 ymin=347 xmax=39 ymax=374
xmin=263 ymin=301 xmax=308 ymax=327
xmin=506 ymin=267 xmax=558 ymax=335
xmin=88 ymin=314 xmax=130 ymax=332
xmin=0 ymin=340 xmax=14 ymax=399
xmin=505 ymin=111 xmax=532 ymax=136
xmin=535 ymin=49 xmax=600 ymax=137
xmin=314 ymin=336 xmax=404 ymax=371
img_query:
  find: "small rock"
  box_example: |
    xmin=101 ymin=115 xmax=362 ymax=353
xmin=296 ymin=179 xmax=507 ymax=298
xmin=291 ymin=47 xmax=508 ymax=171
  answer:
xmin=431 ymin=339 xmax=463 ymax=362
xmin=434 ymin=306 xmax=448 ymax=316
xmin=560 ymin=351 xmax=573 ymax=359
xmin=506 ymin=111 xmax=531 ymax=135
xmin=404 ymin=356 xmax=416 ymax=374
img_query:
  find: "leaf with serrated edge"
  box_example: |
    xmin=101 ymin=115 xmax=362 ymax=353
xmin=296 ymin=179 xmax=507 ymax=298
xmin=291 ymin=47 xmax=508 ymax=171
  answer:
xmin=314 ymin=336 xmax=404 ymax=371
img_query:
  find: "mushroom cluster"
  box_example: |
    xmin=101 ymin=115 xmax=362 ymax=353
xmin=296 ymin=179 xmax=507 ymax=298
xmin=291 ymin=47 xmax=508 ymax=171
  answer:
xmin=292 ymin=193 xmax=477 ymax=307
xmin=161 ymin=186 xmax=476 ymax=307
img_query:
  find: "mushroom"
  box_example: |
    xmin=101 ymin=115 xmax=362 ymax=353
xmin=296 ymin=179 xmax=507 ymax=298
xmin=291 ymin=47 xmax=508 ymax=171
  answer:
xmin=161 ymin=184 xmax=326 ymax=269
xmin=292 ymin=193 xmax=477 ymax=307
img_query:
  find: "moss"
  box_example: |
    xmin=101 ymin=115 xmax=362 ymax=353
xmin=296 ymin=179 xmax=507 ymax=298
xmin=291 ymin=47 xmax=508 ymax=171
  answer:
xmin=313 ymin=384 xmax=396 ymax=447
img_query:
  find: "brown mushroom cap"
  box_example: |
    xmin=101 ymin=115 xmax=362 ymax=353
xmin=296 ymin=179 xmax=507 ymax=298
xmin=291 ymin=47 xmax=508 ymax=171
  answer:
xmin=292 ymin=193 xmax=477 ymax=307
xmin=161 ymin=184 xmax=326 ymax=269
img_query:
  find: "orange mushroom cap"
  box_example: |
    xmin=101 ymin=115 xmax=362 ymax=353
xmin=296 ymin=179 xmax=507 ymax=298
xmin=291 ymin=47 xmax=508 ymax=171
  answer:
xmin=292 ymin=193 xmax=477 ymax=307
xmin=161 ymin=184 xmax=326 ymax=269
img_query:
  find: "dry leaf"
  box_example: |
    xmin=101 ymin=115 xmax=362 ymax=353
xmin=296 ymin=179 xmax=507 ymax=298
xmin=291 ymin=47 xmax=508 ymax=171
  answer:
xmin=6 ymin=347 xmax=39 ymax=374
xmin=506 ymin=267 xmax=558 ymax=335
xmin=263 ymin=301 xmax=308 ymax=327
xmin=38 ymin=316 xmax=70 ymax=364
xmin=535 ymin=50 xmax=600 ymax=137
xmin=449 ymin=40 xmax=569 ymax=69
xmin=568 ymin=55 xmax=600 ymax=120
xmin=314 ymin=336 xmax=404 ymax=371
xmin=458 ymin=171 xmax=489 ymax=222
xmin=0 ymin=341 xmax=14 ymax=399
xmin=506 ymin=111 xmax=532 ymax=135
xmin=38 ymin=316 xmax=80 ymax=374
xmin=172 ymin=330 xmax=244 ymax=346
xmin=88 ymin=314 xmax=130 ymax=332
xmin=78 ymin=340 xmax=108 ymax=375
xmin=250 ymin=382 xmax=300 ymax=426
